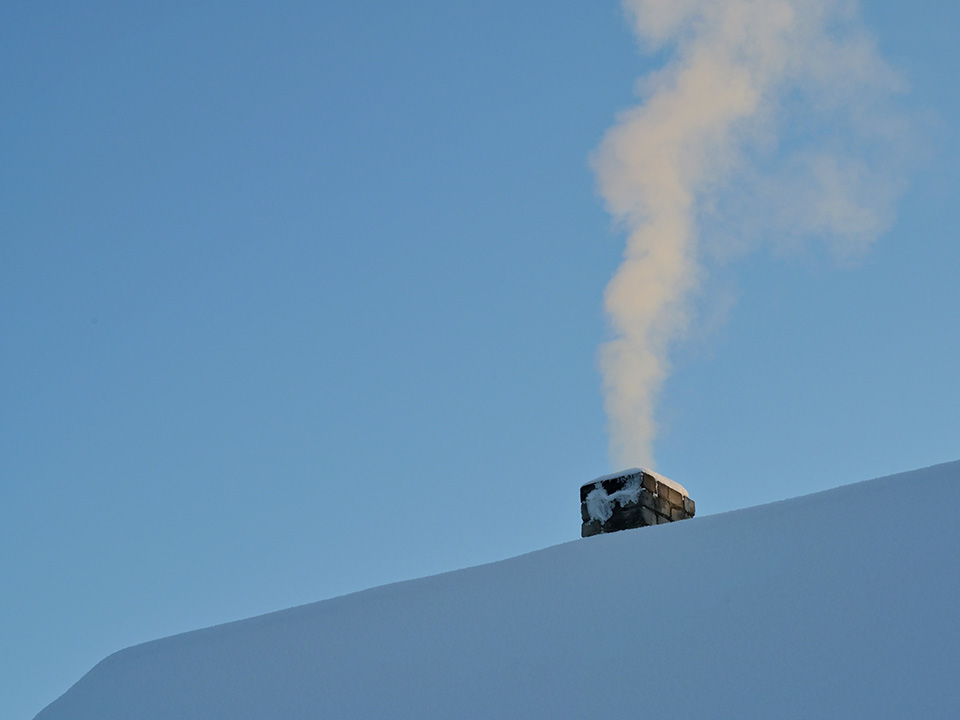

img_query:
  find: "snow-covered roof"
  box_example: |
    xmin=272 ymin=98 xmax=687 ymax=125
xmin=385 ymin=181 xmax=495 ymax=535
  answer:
xmin=35 ymin=461 xmax=960 ymax=720
xmin=585 ymin=467 xmax=689 ymax=498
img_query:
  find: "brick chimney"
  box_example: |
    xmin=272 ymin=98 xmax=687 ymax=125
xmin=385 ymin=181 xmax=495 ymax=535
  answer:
xmin=580 ymin=468 xmax=695 ymax=537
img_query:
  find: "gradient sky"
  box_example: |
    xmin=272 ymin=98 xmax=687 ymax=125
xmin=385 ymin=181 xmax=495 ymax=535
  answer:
xmin=3 ymin=2 xmax=959 ymax=718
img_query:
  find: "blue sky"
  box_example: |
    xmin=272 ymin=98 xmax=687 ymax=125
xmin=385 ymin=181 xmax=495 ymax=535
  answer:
xmin=2 ymin=2 xmax=958 ymax=717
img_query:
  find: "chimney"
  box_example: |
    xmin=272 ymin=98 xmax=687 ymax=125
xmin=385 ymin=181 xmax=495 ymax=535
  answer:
xmin=580 ymin=469 xmax=695 ymax=537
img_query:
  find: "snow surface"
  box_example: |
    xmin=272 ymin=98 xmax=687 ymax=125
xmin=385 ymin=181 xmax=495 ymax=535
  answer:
xmin=585 ymin=476 xmax=642 ymax=522
xmin=35 ymin=461 xmax=960 ymax=720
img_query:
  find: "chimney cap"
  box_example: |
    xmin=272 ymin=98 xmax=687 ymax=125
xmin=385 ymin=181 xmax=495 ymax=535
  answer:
xmin=584 ymin=467 xmax=689 ymax=498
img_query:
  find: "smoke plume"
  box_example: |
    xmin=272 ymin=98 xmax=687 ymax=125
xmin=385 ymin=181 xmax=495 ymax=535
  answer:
xmin=593 ymin=0 xmax=909 ymax=469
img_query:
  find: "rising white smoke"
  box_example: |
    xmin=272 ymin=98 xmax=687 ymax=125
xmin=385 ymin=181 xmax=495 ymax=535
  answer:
xmin=593 ymin=0 xmax=910 ymax=469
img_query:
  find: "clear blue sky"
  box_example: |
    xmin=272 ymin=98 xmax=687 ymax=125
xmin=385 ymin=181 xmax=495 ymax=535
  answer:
xmin=2 ymin=2 xmax=958 ymax=717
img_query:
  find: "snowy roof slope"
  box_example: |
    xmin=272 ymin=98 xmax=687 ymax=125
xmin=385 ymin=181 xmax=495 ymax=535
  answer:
xmin=35 ymin=461 xmax=960 ymax=720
